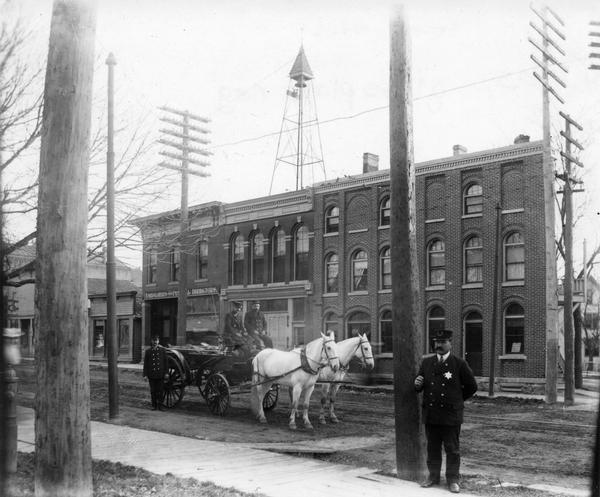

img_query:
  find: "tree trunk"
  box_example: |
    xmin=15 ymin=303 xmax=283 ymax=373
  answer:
xmin=35 ymin=1 xmax=97 ymax=496
xmin=389 ymin=5 xmax=425 ymax=481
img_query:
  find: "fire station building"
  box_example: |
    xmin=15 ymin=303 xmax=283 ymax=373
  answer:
xmin=132 ymin=137 xmax=550 ymax=383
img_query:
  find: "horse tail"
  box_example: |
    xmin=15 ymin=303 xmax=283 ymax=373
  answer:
xmin=250 ymin=353 xmax=260 ymax=415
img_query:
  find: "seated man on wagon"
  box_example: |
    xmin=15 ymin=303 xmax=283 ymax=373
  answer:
xmin=222 ymin=302 xmax=263 ymax=356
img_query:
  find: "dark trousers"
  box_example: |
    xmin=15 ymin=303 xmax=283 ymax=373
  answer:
xmin=148 ymin=378 xmax=164 ymax=407
xmin=425 ymin=423 xmax=461 ymax=483
xmin=261 ymin=334 xmax=273 ymax=348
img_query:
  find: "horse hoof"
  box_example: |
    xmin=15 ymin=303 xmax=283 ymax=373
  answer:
xmin=305 ymin=423 xmax=314 ymax=430
xmin=289 ymin=423 xmax=297 ymax=430
xmin=330 ymin=416 xmax=339 ymax=424
xmin=319 ymin=418 xmax=326 ymax=425
xmin=258 ymin=417 xmax=267 ymax=424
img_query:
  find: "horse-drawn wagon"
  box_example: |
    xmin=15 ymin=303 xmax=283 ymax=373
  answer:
xmin=160 ymin=331 xmax=278 ymax=415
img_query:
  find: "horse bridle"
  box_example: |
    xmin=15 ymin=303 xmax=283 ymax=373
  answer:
xmin=320 ymin=335 xmax=338 ymax=368
xmin=348 ymin=335 xmax=373 ymax=368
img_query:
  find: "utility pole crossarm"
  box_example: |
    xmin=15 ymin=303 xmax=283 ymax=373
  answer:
xmin=159 ymin=150 xmax=210 ymax=167
xmin=529 ymin=22 xmax=566 ymax=56
xmin=158 ymin=139 xmax=212 ymax=156
xmin=159 ymin=117 xmax=210 ymax=134
xmin=159 ymin=128 xmax=210 ymax=145
xmin=528 ymin=37 xmax=568 ymax=73
xmin=157 ymin=162 xmax=210 ymax=177
xmin=532 ymin=72 xmax=565 ymax=104
xmin=559 ymin=151 xmax=584 ymax=168
xmin=531 ymin=5 xmax=566 ymax=40
xmin=158 ymin=106 xmax=211 ymax=123
xmin=530 ymin=54 xmax=566 ymax=87
xmin=559 ymin=111 xmax=584 ymax=131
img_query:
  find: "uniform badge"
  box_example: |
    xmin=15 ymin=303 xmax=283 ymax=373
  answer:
xmin=444 ymin=371 xmax=453 ymax=380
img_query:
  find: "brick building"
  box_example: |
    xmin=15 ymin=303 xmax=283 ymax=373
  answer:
xmin=133 ymin=138 xmax=551 ymax=382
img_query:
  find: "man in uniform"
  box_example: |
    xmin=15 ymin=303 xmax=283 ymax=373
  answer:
xmin=244 ymin=301 xmax=272 ymax=348
xmin=414 ymin=329 xmax=478 ymax=493
xmin=143 ymin=334 xmax=168 ymax=411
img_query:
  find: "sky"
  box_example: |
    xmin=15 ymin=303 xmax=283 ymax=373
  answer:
xmin=6 ymin=0 xmax=600 ymax=272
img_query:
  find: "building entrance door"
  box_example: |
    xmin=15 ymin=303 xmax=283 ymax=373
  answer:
xmin=265 ymin=313 xmax=291 ymax=350
xmin=464 ymin=321 xmax=483 ymax=376
xmin=150 ymin=299 xmax=177 ymax=346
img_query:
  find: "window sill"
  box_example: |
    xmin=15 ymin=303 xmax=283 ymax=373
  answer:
xmin=348 ymin=291 xmax=368 ymax=296
xmin=376 ymin=352 xmax=393 ymax=359
xmin=462 ymin=283 xmax=483 ymax=289
xmin=378 ymin=289 xmax=392 ymax=294
xmin=145 ymin=283 xmax=157 ymax=288
xmin=194 ymin=278 xmax=208 ymax=283
xmin=462 ymin=213 xmax=483 ymax=219
xmin=266 ymin=282 xmax=286 ymax=287
xmin=168 ymin=281 xmax=179 ymax=285
xmin=246 ymin=283 xmax=264 ymax=289
xmin=378 ymin=225 xmax=390 ymax=230
xmin=425 ymin=218 xmax=445 ymax=224
xmin=426 ymin=285 xmax=445 ymax=291
xmin=499 ymin=354 xmax=527 ymax=361
xmin=502 ymin=280 xmax=524 ymax=287
xmin=324 ymin=232 xmax=339 ymax=237
xmin=502 ymin=208 xmax=524 ymax=215
xmin=228 ymin=284 xmax=245 ymax=289
xmin=323 ymin=292 xmax=338 ymax=297
xmin=348 ymin=228 xmax=368 ymax=234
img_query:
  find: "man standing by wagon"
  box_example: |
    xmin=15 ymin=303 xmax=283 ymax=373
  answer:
xmin=244 ymin=301 xmax=272 ymax=348
xmin=414 ymin=329 xmax=478 ymax=493
xmin=143 ymin=334 xmax=168 ymax=411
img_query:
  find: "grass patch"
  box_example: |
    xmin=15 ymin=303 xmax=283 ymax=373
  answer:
xmin=8 ymin=452 xmax=265 ymax=497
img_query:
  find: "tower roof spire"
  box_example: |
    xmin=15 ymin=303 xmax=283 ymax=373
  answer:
xmin=289 ymin=45 xmax=313 ymax=84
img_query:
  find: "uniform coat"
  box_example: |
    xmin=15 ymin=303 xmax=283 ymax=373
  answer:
xmin=416 ymin=353 xmax=478 ymax=425
xmin=244 ymin=309 xmax=272 ymax=348
xmin=143 ymin=344 xmax=168 ymax=409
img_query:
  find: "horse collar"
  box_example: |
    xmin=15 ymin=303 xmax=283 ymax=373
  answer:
xmin=300 ymin=347 xmax=319 ymax=375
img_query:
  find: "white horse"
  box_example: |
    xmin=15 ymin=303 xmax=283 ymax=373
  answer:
xmin=318 ymin=333 xmax=374 ymax=425
xmin=251 ymin=331 xmax=340 ymax=430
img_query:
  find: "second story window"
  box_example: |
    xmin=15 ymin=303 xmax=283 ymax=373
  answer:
xmin=271 ymin=228 xmax=286 ymax=283
xmin=147 ymin=250 xmax=157 ymax=284
xmin=352 ymin=249 xmax=368 ymax=292
xmin=231 ymin=233 xmax=244 ymax=285
xmin=294 ymin=226 xmax=309 ymax=281
xmin=428 ymin=239 xmax=445 ymax=286
xmin=196 ymin=240 xmax=208 ymax=280
xmin=380 ymin=247 xmax=391 ymax=289
xmin=464 ymin=183 xmax=483 ymax=215
xmin=379 ymin=197 xmax=391 ymax=226
xmin=504 ymin=232 xmax=524 ymax=281
xmin=325 ymin=206 xmax=339 ymax=234
xmin=250 ymin=232 xmax=265 ymax=284
xmin=464 ymin=235 xmax=483 ymax=283
xmin=325 ymin=253 xmax=339 ymax=293
xmin=170 ymin=249 xmax=180 ymax=282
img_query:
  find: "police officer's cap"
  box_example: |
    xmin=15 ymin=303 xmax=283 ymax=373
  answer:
xmin=432 ymin=329 xmax=453 ymax=341
xmin=232 ymin=301 xmax=242 ymax=308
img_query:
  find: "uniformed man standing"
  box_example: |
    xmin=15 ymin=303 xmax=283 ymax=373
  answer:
xmin=414 ymin=329 xmax=478 ymax=494
xmin=143 ymin=334 xmax=168 ymax=411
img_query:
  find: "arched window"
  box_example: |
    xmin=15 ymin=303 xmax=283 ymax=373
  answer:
xmin=325 ymin=206 xmax=339 ymax=234
xmin=271 ymin=228 xmax=286 ymax=283
xmin=427 ymin=306 xmax=445 ymax=352
xmin=504 ymin=303 xmax=525 ymax=354
xmin=347 ymin=311 xmax=370 ymax=339
xmin=464 ymin=235 xmax=483 ymax=283
xmin=380 ymin=310 xmax=393 ymax=354
xmin=293 ymin=225 xmax=309 ymax=281
xmin=351 ymin=249 xmax=368 ymax=291
xmin=196 ymin=240 xmax=208 ymax=280
xmin=250 ymin=232 xmax=265 ymax=284
xmin=324 ymin=312 xmax=339 ymax=335
xmin=230 ymin=234 xmax=244 ymax=285
xmin=427 ymin=239 xmax=445 ymax=286
xmin=504 ymin=232 xmax=524 ymax=281
xmin=325 ymin=253 xmax=339 ymax=293
xmin=380 ymin=247 xmax=391 ymax=290
xmin=379 ymin=196 xmax=391 ymax=226
xmin=463 ymin=182 xmax=483 ymax=215
xmin=170 ymin=248 xmax=180 ymax=282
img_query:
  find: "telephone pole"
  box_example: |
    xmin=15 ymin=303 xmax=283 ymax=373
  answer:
xmin=390 ymin=4 xmax=425 ymax=481
xmin=557 ymin=111 xmax=584 ymax=406
xmin=158 ymin=107 xmax=211 ymax=345
xmin=529 ymin=4 xmax=566 ymax=404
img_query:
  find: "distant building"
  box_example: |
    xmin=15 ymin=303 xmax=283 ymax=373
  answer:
xmin=6 ymin=245 xmax=142 ymax=361
xmin=133 ymin=138 xmax=557 ymax=384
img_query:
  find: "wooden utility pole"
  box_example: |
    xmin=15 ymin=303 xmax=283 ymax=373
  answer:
xmin=35 ymin=1 xmax=97 ymax=495
xmin=558 ymin=111 xmax=584 ymax=406
xmin=105 ymin=52 xmax=118 ymax=419
xmin=529 ymin=5 xmax=566 ymax=404
xmin=389 ymin=5 xmax=424 ymax=481
xmin=158 ymin=107 xmax=210 ymax=345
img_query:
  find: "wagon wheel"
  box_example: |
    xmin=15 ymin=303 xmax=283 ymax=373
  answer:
xmin=262 ymin=383 xmax=279 ymax=411
xmin=204 ymin=373 xmax=230 ymax=415
xmin=162 ymin=356 xmax=186 ymax=408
